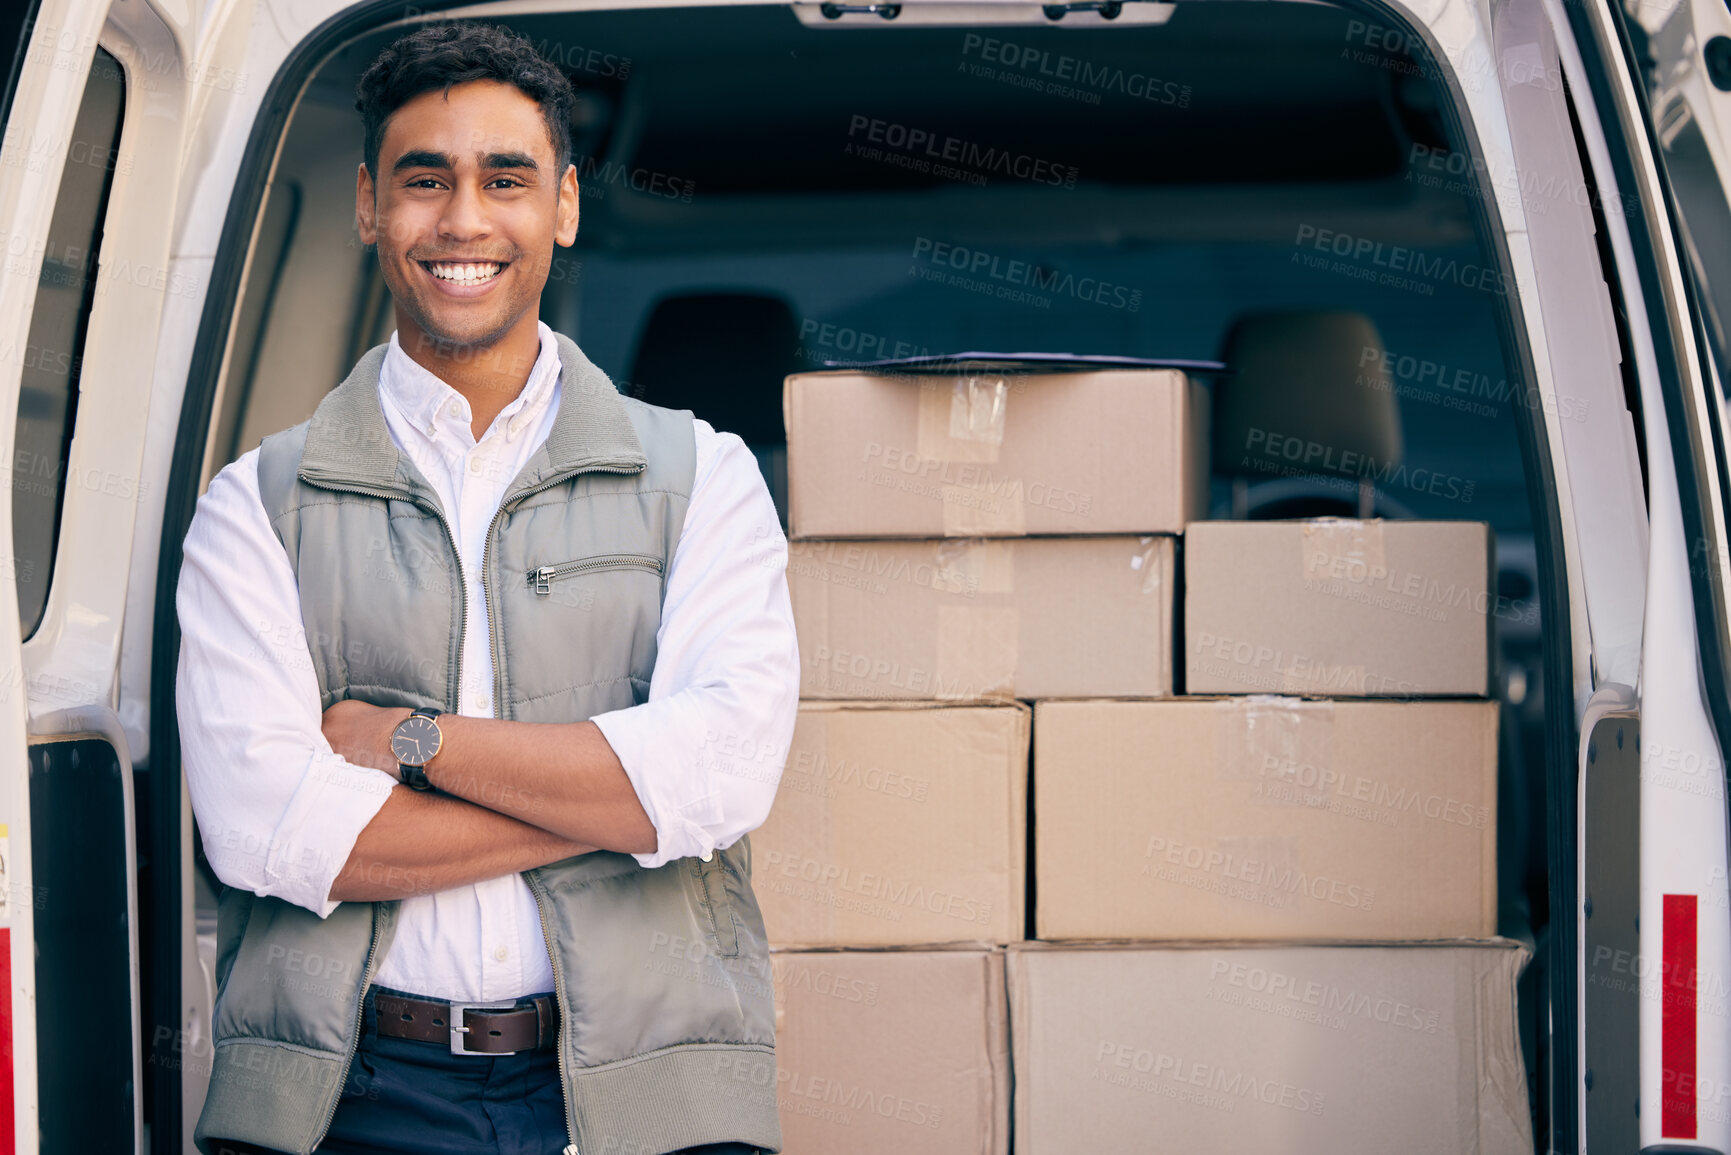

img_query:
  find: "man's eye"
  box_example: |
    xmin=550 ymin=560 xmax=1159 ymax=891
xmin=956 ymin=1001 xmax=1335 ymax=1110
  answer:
xmin=406 ymin=178 xmax=445 ymax=190
xmin=488 ymin=177 xmax=525 ymax=189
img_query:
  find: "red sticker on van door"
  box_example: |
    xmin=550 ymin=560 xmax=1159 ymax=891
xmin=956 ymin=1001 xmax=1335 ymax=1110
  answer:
xmin=1663 ymin=893 xmax=1698 ymax=1139
xmin=0 ymin=925 xmax=13 ymax=1152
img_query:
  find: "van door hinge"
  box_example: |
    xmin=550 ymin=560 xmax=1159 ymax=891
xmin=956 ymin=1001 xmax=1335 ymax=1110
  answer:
xmin=818 ymin=2 xmax=901 ymax=17
xmin=1042 ymin=0 xmax=1123 ymax=18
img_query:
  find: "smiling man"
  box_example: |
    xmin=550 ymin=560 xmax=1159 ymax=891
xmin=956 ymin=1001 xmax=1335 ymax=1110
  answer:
xmin=175 ymin=22 xmax=794 ymax=1155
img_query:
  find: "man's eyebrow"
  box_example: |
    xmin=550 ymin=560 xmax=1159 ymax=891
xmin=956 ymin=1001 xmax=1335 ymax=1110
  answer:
xmin=392 ymin=149 xmax=452 ymax=173
xmin=481 ymin=151 xmax=539 ymax=171
xmin=390 ymin=149 xmax=541 ymax=174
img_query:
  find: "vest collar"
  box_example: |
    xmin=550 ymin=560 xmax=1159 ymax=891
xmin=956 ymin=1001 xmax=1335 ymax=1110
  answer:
xmin=298 ymin=332 xmax=647 ymax=502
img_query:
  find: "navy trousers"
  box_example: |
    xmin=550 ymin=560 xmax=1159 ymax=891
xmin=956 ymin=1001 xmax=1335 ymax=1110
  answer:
xmin=209 ymin=984 xmax=767 ymax=1155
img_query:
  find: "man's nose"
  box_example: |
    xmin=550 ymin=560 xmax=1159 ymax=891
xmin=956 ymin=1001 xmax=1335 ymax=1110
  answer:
xmin=438 ymin=178 xmax=491 ymax=242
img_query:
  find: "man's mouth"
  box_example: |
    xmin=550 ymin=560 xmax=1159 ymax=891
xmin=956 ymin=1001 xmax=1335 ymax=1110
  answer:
xmin=420 ymin=260 xmax=507 ymax=286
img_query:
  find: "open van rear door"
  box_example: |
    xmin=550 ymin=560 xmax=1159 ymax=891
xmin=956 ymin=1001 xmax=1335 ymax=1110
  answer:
xmin=0 ymin=0 xmax=212 ymax=1148
xmin=1537 ymin=0 xmax=1731 ymax=1149
xmin=0 ymin=5 xmax=110 ymax=1148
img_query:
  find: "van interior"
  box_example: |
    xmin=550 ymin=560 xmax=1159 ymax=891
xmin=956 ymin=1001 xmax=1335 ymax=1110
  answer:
xmin=198 ymin=3 xmax=1557 ymax=1147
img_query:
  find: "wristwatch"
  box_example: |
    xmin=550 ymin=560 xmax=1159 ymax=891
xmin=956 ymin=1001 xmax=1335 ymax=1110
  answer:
xmin=390 ymin=706 xmax=444 ymax=791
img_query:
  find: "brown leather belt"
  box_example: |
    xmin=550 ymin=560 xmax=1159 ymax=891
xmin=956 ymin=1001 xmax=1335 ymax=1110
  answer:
xmin=373 ymin=992 xmax=558 ymax=1055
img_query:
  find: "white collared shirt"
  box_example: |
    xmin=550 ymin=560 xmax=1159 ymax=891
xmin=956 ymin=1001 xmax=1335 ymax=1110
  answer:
xmin=176 ymin=321 xmax=797 ymax=1000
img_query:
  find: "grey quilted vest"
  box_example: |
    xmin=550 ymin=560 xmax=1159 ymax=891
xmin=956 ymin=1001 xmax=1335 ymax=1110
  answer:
xmin=191 ymin=334 xmax=780 ymax=1155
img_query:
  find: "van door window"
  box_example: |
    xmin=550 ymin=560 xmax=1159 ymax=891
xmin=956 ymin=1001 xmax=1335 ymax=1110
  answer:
xmin=11 ymin=47 xmax=124 ymax=636
xmin=1618 ymin=19 xmax=1731 ymax=396
xmin=0 ymin=1 xmax=44 ymax=139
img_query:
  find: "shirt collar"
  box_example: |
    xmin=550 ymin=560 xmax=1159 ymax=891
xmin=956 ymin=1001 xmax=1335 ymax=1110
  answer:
xmin=379 ymin=320 xmax=562 ymax=445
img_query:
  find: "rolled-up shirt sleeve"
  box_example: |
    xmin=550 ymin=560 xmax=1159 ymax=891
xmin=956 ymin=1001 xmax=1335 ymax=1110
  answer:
xmin=176 ymin=452 xmax=399 ymax=917
xmin=590 ymin=420 xmax=799 ymax=868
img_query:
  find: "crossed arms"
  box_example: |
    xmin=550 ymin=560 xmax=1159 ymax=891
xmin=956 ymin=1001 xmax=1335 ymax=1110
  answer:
xmin=177 ymin=425 xmax=798 ymax=917
xmin=319 ymin=704 xmax=654 ymax=901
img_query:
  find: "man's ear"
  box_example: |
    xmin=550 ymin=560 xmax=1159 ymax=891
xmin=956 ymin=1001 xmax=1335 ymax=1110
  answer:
xmin=356 ymin=162 xmax=378 ymax=245
xmin=554 ymin=162 xmax=580 ymax=247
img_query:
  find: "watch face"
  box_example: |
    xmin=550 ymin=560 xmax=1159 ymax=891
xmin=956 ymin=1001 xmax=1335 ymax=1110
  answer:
xmin=391 ymin=714 xmax=442 ymax=767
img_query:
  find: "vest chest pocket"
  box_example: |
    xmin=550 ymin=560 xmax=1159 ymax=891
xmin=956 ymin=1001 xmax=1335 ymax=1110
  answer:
xmin=690 ymin=852 xmax=742 ymax=957
xmin=528 ymin=553 xmax=664 ymax=596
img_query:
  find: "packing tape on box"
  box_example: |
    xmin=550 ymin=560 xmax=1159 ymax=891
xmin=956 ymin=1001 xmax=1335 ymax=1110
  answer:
xmin=916 ymin=375 xmax=1007 ymax=463
xmin=1216 ymin=697 xmax=1335 ymax=804
xmin=952 ymin=373 xmax=1010 ymax=444
xmin=934 ymin=539 xmax=1015 ymax=596
xmin=1300 ymin=518 xmax=1387 ymax=585
xmin=911 ymin=374 xmax=1028 ymax=534
xmin=1132 ymin=537 xmax=1165 ymax=595
xmin=936 ymin=605 xmax=1019 ymax=699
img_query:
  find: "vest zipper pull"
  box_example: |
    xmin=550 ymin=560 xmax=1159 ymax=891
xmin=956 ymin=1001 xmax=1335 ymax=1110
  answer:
xmin=562 ymin=1146 xmax=580 ymax=1155
xmin=534 ymin=566 xmax=555 ymax=595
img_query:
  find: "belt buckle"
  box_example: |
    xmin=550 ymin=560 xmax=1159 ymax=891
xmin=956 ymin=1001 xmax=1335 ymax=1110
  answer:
xmin=449 ymin=999 xmax=521 ymax=1055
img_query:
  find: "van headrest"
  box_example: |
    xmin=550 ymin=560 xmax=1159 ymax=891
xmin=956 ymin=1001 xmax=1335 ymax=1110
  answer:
xmin=627 ymin=292 xmax=801 ymax=444
xmin=1212 ymin=310 xmax=1403 ymax=481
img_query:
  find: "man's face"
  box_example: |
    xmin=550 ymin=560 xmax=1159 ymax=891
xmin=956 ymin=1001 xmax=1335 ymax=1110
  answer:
xmin=356 ymin=80 xmax=579 ymax=354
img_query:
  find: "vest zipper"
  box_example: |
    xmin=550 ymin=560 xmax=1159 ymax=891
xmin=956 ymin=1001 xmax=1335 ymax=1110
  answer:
xmin=480 ymin=462 xmax=640 ymax=1155
xmin=530 ymin=553 xmax=664 ymax=594
xmin=522 ymin=869 xmax=581 ymax=1154
xmin=313 ymin=903 xmax=387 ymax=1147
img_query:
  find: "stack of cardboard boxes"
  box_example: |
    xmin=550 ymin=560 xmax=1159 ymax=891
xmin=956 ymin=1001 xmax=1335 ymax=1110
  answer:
xmin=1026 ymin=517 xmax=1530 ymax=1152
xmin=758 ymin=362 xmax=1533 ymax=1154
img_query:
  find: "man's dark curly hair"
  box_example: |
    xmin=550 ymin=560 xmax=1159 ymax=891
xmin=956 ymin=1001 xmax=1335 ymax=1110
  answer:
xmin=355 ymin=22 xmax=575 ymax=179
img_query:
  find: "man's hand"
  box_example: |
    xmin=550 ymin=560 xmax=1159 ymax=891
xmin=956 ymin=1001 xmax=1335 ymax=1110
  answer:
xmin=322 ymin=699 xmax=410 ymax=774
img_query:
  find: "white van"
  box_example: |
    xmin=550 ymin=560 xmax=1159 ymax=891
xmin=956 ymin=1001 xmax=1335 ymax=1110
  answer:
xmin=0 ymin=0 xmax=1726 ymax=1150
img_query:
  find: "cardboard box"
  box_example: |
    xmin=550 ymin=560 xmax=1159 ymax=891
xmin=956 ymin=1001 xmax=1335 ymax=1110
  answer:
xmin=784 ymin=368 xmax=1208 ymax=538
xmin=754 ymin=702 xmax=1027 ymax=946
xmin=771 ymin=949 xmax=1009 ymax=1155
xmin=1033 ymin=698 xmax=1498 ymax=940
xmin=1009 ymin=941 xmax=1532 ymax=1154
xmin=1184 ymin=519 xmax=1494 ymax=697
xmin=791 ymin=536 xmax=1174 ymax=700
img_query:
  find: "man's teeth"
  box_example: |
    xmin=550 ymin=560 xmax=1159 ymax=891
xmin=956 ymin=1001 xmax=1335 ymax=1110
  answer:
xmin=427 ymin=261 xmax=502 ymax=284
